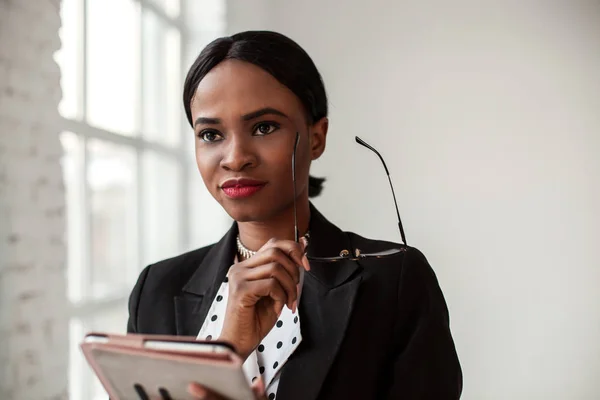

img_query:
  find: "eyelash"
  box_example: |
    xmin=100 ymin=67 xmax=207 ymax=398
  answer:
xmin=196 ymin=122 xmax=281 ymax=143
xmin=253 ymin=121 xmax=280 ymax=136
xmin=197 ymin=130 xmax=223 ymax=143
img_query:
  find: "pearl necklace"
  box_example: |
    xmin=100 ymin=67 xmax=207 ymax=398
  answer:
xmin=236 ymin=235 xmax=257 ymax=260
xmin=236 ymin=232 xmax=311 ymax=260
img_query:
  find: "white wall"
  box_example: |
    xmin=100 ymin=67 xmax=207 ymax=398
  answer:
xmin=226 ymin=1 xmax=600 ymax=398
xmin=0 ymin=1 xmax=68 ymax=399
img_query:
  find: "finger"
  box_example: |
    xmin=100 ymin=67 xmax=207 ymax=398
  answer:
xmin=234 ymin=277 xmax=288 ymax=315
xmin=240 ymin=263 xmax=298 ymax=310
xmin=301 ymin=253 xmax=311 ymax=273
xmin=188 ymin=382 xmax=225 ymax=400
xmin=261 ymin=239 xmax=307 ymax=271
xmin=241 ymin=246 xmax=301 ymax=284
xmin=249 ymin=278 xmax=287 ymax=315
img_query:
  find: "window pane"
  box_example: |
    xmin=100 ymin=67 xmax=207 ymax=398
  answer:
xmin=57 ymin=0 xmax=82 ymax=119
xmin=86 ymin=0 xmax=139 ymax=135
xmin=147 ymin=0 xmax=180 ymax=18
xmin=142 ymin=9 xmax=181 ymax=146
xmin=70 ymin=307 xmax=128 ymax=400
xmin=141 ymin=151 xmax=182 ymax=266
xmin=60 ymin=132 xmax=87 ymax=302
xmin=69 ymin=318 xmax=86 ymax=400
xmin=187 ymin=167 xmax=232 ymax=250
xmin=89 ymin=308 xmax=128 ymax=400
xmin=87 ymin=140 xmax=138 ymax=299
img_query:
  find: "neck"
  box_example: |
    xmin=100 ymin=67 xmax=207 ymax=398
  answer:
xmin=237 ymin=197 xmax=311 ymax=252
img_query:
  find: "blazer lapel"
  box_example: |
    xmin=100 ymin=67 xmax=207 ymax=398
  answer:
xmin=174 ymin=222 xmax=238 ymax=336
xmin=277 ymin=205 xmax=363 ymax=400
xmin=175 ymin=204 xmax=363 ymax=399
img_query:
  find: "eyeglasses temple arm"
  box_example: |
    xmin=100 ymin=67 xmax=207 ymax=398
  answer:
xmin=355 ymin=136 xmax=407 ymax=246
xmin=387 ymin=174 xmax=407 ymax=246
xmin=293 ymin=132 xmax=300 ymax=243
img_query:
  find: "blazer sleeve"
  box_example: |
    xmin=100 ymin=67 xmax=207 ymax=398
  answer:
xmin=126 ymin=265 xmax=151 ymax=334
xmin=385 ymin=248 xmax=463 ymax=399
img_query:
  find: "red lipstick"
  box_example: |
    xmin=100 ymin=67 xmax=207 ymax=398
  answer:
xmin=220 ymin=178 xmax=267 ymax=199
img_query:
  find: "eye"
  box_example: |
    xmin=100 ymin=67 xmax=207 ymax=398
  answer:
xmin=253 ymin=122 xmax=280 ymax=136
xmin=198 ymin=130 xmax=223 ymax=143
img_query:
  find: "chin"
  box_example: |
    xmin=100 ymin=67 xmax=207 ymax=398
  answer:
xmin=219 ymin=200 xmax=270 ymax=223
xmin=219 ymin=195 xmax=290 ymax=223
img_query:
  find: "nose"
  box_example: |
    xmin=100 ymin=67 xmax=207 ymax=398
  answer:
xmin=219 ymin=137 xmax=257 ymax=172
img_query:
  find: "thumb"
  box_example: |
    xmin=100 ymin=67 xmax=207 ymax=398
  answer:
xmin=300 ymin=236 xmax=309 ymax=252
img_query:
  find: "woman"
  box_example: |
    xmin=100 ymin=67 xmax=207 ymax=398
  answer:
xmin=127 ymin=30 xmax=462 ymax=400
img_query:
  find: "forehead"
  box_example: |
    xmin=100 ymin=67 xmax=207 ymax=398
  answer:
xmin=191 ymin=59 xmax=304 ymax=119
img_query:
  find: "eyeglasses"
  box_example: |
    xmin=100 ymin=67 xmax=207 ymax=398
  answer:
xmin=292 ymin=132 xmax=407 ymax=263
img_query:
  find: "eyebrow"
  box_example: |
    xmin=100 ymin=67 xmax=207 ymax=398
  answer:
xmin=242 ymin=107 xmax=289 ymax=121
xmin=194 ymin=107 xmax=289 ymax=127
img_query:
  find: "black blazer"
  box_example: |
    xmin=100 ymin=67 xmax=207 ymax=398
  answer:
xmin=127 ymin=205 xmax=462 ymax=399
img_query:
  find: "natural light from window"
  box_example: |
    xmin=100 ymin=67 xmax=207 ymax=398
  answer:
xmin=55 ymin=0 xmax=227 ymax=398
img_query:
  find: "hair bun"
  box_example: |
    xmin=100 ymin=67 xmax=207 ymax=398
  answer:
xmin=308 ymin=175 xmax=325 ymax=198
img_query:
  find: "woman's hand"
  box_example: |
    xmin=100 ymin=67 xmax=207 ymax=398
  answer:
xmin=218 ymin=237 xmax=310 ymax=360
xmin=188 ymin=377 xmax=267 ymax=400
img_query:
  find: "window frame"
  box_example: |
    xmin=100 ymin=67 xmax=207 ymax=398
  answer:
xmin=58 ymin=0 xmax=192 ymax=398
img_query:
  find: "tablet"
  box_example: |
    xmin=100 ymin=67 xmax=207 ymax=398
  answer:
xmin=80 ymin=332 xmax=254 ymax=400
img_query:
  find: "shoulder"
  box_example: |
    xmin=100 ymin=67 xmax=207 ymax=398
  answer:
xmin=346 ymin=230 xmax=430 ymax=271
xmin=127 ymin=243 xmax=219 ymax=333
xmin=346 ymin=230 xmax=402 ymax=253
xmin=344 ymin=230 xmax=440 ymax=297
xmin=346 ymin=230 xmax=452 ymax=324
xmin=135 ymin=244 xmax=215 ymax=294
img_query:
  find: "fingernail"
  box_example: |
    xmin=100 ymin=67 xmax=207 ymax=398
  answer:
xmin=303 ymin=256 xmax=311 ymax=271
xmin=292 ymin=300 xmax=298 ymax=313
xmin=189 ymin=383 xmax=208 ymax=398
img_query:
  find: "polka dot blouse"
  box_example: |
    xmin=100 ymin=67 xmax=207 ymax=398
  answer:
xmin=197 ymin=262 xmax=305 ymax=400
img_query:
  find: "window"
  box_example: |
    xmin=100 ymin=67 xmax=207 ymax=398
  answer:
xmin=55 ymin=0 xmax=228 ymax=398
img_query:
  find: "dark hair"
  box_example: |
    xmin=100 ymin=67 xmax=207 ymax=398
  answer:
xmin=183 ymin=30 xmax=327 ymax=198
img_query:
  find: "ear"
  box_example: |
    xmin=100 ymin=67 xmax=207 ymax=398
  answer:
xmin=309 ymin=117 xmax=328 ymax=160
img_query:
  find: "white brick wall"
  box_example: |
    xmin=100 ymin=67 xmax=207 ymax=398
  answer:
xmin=0 ymin=0 xmax=68 ymax=399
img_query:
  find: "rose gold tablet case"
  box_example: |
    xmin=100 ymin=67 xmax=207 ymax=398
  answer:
xmin=80 ymin=332 xmax=255 ymax=400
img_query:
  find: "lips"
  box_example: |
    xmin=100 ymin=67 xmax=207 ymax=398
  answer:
xmin=220 ymin=178 xmax=267 ymax=199
xmin=221 ymin=178 xmax=267 ymax=188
